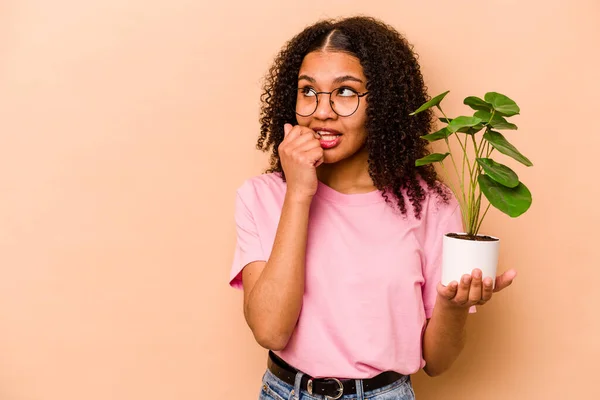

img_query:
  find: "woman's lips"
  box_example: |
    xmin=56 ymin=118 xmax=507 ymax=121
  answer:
xmin=318 ymin=134 xmax=341 ymax=149
xmin=314 ymin=129 xmax=342 ymax=149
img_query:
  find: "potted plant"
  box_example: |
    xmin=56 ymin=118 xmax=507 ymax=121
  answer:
xmin=410 ymin=91 xmax=533 ymax=287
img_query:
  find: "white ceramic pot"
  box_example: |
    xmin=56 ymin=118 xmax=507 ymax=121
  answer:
xmin=441 ymin=233 xmax=500 ymax=288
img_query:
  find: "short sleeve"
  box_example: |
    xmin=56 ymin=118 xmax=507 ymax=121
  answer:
xmin=229 ymin=186 xmax=266 ymax=290
xmin=421 ymin=193 xmax=469 ymax=318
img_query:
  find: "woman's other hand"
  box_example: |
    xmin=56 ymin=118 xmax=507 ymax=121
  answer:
xmin=436 ymin=268 xmax=517 ymax=309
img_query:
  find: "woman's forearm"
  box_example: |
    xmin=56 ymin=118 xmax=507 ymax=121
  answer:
xmin=245 ymin=193 xmax=312 ymax=350
xmin=422 ymin=298 xmax=470 ymax=377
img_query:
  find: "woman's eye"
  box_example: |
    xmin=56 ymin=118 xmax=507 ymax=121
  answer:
xmin=337 ymin=88 xmax=357 ymax=97
xmin=300 ymin=87 xmax=315 ymax=96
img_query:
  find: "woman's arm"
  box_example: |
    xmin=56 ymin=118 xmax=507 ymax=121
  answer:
xmin=241 ymin=124 xmax=324 ymax=351
xmin=242 ymin=194 xmax=312 ymax=351
xmin=422 ymin=268 xmax=517 ymax=376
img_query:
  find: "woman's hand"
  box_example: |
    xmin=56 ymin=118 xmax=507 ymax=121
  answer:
xmin=278 ymin=123 xmax=324 ymax=201
xmin=422 ymin=268 xmax=516 ymax=376
xmin=436 ymin=268 xmax=517 ymax=309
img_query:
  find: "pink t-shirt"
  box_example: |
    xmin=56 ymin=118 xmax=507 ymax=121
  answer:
xmin=229 ymin=172 xmax=463 ymax=379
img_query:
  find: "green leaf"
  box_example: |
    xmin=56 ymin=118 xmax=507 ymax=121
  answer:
xmin=491 ymin=120 xmax=518 ymax=130
xmin=442 ymin=118 xmax=484 ymax=133
xmin=464 ymin=96 xmax=492 ymax=112
xmin=420 ymin=127 xmax=452 ymax=142
xmin=415 ymin=152 xmax=450 ymax=166
xmin=410 ymin=91 xmax=450 ymax=116
xmin=463 ymin=124 xmax=486 ymax=134
xmin=474 ymin=110 xmax=518 ymax=130
xmin=483 ymin=130 xmax=533 ymax=166
xmin=476 ymin=158 xmax=519 ymax=188
xmin=478 ymin=175 xmax=532 ymax=217
xmin=484 ymin=92 xmax=520 ymax=116
xmin=447 ymin=116 xmax=483 ymax=133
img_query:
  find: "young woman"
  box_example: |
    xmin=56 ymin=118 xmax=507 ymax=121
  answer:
xmin=229 ymin=16 xmax=516 ymax=400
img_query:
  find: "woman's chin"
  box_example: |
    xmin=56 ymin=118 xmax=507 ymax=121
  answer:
xmin=320 ymin=145 xmax=366 ymax=165
xmin=320 ymin=152 xmax=341 ymax=165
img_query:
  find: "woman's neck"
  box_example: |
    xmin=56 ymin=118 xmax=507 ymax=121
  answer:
xmin=316 ymin=148 xmax=376 ymax=194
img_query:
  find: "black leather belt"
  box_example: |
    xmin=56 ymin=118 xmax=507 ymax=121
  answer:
xmin=267 ymin=351 xmax=405 ymax=399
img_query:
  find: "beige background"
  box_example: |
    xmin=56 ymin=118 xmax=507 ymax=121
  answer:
xmin=0 ymin=0 xmax=598 ymax=399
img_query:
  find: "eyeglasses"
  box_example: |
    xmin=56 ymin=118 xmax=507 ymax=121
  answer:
xmin=295 ymin=87 xmax=369 ymax=117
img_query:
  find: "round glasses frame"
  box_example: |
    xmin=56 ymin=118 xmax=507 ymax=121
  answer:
xmin=295 ymin=87 xmax=369 ymax=117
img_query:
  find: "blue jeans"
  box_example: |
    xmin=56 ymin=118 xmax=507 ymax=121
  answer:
xmin=259 ymin=368 xmax=416 ymax=400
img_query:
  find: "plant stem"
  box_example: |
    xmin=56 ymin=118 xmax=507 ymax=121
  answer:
xmin=479 ymin=111 xmax=495 ymax=157
xmin=473 ymin=190 xmax=482 ymax=235
xmin=475 ymin=202 xmax=492 ymax=234
xmin=440 ymin=107 xmax=471 ymax=172
xmin=478 ymin=133 xmax=487 ymax=156
xmin=467 ymin=134 xmax=482 ymax=234
xmin=477 ymin=112 xmax=492 ymax=155
xmin=466 ymin=111 xmax=497 ymax=235
xmin=439 ymin=161 xmax=468 ymax=230
xmin=462 ymin=141 xmax=467 ymax=200
xmin=437 ymin=105 xmax=470 ymax=227
xmin=486 ymin=143 xmax=494 ymax=157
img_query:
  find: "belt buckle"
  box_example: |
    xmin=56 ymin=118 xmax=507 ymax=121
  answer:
xmin=307 ymin=377 xmax=343 ymax=400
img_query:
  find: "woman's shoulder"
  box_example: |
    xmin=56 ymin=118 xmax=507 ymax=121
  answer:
xmin=235 ymin=172 xmax=286 ymax=201
xmin=413 ymin=178 xmax=460 ymax=218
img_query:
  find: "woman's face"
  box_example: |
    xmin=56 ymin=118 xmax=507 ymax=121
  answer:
xmin=295 ymin=50 xmax=369 ymax=165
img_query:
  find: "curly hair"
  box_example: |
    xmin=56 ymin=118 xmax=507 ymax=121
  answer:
xmin=256 ymin=16 xmax=449 ymax=218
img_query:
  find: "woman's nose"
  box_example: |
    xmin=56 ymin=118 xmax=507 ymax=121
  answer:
xmin=313 ymin=95 xmax=337 ymax=119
